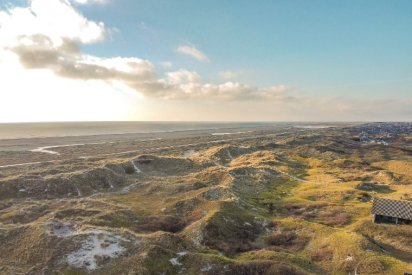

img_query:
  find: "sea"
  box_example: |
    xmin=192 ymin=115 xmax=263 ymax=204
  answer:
xmin=0 ymin=121 xmax=295 ymax=140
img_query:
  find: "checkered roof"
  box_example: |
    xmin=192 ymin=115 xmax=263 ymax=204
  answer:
xmin=372 ymin=197 xmax=412 ymax=220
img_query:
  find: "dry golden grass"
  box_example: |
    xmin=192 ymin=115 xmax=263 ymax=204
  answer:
xmin=2 ymin=128 xmax=412 ymax=274
xmin=373 ymin=160 xmax=412 ymax=180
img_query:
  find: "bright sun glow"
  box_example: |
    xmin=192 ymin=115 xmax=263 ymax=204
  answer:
xmin=0 ymin=50 xmax=140 ymax=122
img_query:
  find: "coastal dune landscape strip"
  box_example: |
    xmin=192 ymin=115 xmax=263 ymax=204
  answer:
xmin=0 ymin=130 xmax=295 ymax=169
xmin=1 ymin=122 xmax=412 ymax=274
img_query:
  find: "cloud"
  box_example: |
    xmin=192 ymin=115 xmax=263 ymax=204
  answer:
xmin=0 ymin=0 xmax=105 ymax=47
xmin=165 ymin=69 xmax=201 ymax=84
xmin=160 ymin=61 xmax=173 ymax=69
xmin=0 ymin=0 xmax=289 ymax=101
xmin=71 ymin=0 xmax=109 ymax=5
xmin=8 ymin=34 xmax=294 ymax=101
xmin=10 ymin=35 xmax=154 ymax=79
xmin=219 ymin=70 xmax=240 ymax=79
xmin=176 ymin=45 xmax=209 ymax=62
xmin=1 ymin=0 xmax=411 ymax=122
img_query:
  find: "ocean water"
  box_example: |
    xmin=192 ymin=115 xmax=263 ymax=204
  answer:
xmin=0 ymin=121 xmax=288 ymax=140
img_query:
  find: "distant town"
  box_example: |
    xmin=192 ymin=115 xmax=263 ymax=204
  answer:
xmin=352 ymin=122 xmax=412 ymax=145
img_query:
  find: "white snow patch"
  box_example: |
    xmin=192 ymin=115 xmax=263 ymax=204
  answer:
xmin=201 ymin=263 xmax=213 ymax=272
xmin=66 ymin=230 xmax=128 ymax=271
xmin=46 ymin=221 xmax=130 ymax=271
xmin=121 ymin=182 xmax=139 ymax=194
xmin=31 ymin=146 xmax=61 ymax=155
xmin=131 ymin=161 xmax=142 ymax=173
xmin=192 ymin=232 xmax=203 ymax=246
xmin=345 ymin=255 xmax=353 ymax=261
xmin=177 ymin=251 xmax=188 ymax=257
xmin=214 ymin=161 xmax=223 ymax=167
xmin=169 ymin=257 xmax=182 ymax=266
xmin=183 ymin=149 xmax=197 ymax=157
xmin=169 ymin=251 xmax=188 ymax=267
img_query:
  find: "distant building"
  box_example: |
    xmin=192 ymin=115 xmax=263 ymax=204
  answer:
xmin=372 ymin=198 xmax=412 ymax=225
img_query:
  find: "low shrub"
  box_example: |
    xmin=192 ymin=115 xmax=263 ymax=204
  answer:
xmin=319 ymin=208 xmax=351 ymax=226
xmin=357 ymin=257 xmax=387 ymax=274
xmin=267 ymin=231 xmax=297 ymax=246
xmin=309 ymin=244 xmax=334 ymax=262
xmin=356 ymin=182 xmax=393 ymax=193
xmin=227 ymin=261 xmax=306 ymax=275
xmin=123 ymin=165 xmax=136 ymax=174
xmin=266 ymin=230 xmax=308 ymax=252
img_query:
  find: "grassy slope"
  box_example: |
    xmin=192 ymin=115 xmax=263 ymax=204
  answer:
xmin=2 ymin=130 xmax=412 ymax=274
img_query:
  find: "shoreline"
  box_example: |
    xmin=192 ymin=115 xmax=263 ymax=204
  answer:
xmin=0 ymin=121 xmax=351 ymax=140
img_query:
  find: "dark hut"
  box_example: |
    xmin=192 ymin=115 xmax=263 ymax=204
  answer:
xmin=372 ymin=197 xmax=412 ymax=225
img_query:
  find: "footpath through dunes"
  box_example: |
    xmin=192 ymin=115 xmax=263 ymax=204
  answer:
xmin=1 ymin=125 xmax=412 ymax=274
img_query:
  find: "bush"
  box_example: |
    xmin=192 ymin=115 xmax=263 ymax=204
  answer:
xmin=358 ymin=257 xmax=386 ymax=274
xmin=202 ymin=203 xmax=264 ymax=254
xmin=357 ymin=191 xmax=372 ymax=202
xmin=184 ymin=210 xmax=203 ymax=224
xmin=309 ymin=244 xmax=334 ymax=262
xmin=123 ymin=165 xmax=136 ymax=174
xmin=356 ymin=182 xmax=393 ymax=193
xmin=227 ymin=261 xmax=305 ymax=275
xmin=267 ymin=231 xmax=297 ymax=246
xmin=266 ymin=230 xmax=308 ymax=252
xmin=320 ymin=208 xmax=351 ymax=226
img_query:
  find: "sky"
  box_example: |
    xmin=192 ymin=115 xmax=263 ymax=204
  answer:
xmin=0 ymin=0 xmax=411 ymax=122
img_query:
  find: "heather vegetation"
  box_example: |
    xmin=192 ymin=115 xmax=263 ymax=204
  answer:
xmin=0 ymin=124 xmax=412 ymax=274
